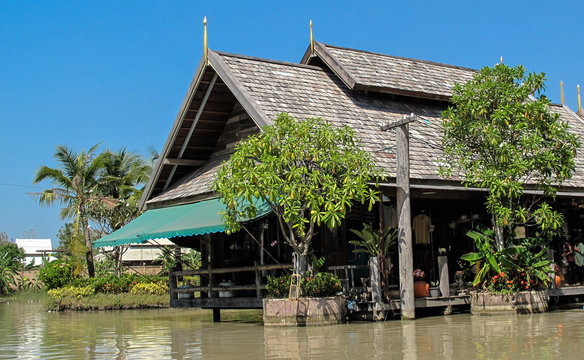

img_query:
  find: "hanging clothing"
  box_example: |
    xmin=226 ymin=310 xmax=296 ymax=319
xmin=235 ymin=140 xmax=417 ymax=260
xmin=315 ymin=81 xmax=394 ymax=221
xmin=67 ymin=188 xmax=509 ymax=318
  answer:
xmin=575 ymin=243 xmax=584 ymax=267
xmin=413 ymin=214 xmax=431 ymax=245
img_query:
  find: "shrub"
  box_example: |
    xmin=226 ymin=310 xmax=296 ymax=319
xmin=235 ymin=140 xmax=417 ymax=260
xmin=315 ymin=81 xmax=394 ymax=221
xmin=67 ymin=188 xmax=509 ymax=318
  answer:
xmin=0 ymin=242 xmax=25 ymax=270
xmin=461 ymin=229 xmax=551 ymax=292
xmin=303 ymin=272 xmax=342 ymax=297
xmin=48 ymin=285 xmax=95 ymax=299
xmin=266 ymin=272 xmax=342 ymax=298
xmin=130 ymin=281 xmax=168 ymax=295
xmin=38 ymin=259 xmax=74 ymax=289
xmin=69 ymin=274 xmax=167 ymax=294
xmin=266 ymin=274 xmax=291 ymax=298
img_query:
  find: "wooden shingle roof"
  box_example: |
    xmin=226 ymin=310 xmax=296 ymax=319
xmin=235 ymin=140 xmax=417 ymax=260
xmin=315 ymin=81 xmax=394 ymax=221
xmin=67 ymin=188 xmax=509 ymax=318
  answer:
xmin=301 ymin=42 xmax=478 ymax=100
xmin=143 ymin=45 xmax=584 ymax=208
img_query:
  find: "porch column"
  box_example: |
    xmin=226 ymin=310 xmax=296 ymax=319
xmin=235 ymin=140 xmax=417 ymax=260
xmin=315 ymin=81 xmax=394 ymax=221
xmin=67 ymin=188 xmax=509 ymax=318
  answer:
xmin=382 ymin=114 xmax=416 ymax=320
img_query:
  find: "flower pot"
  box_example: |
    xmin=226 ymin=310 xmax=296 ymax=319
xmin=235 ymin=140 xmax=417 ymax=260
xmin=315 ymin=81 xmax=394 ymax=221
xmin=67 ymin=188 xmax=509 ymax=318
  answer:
xmin=263 ymin=296 xmax=347 ymax=326
xmin=470 ymin=290 xmax=549 ymax=315
xmin=429 ymin=287 xmax=441 ymax=297
xmin=414 ymin=281 xmax=429 ymax=298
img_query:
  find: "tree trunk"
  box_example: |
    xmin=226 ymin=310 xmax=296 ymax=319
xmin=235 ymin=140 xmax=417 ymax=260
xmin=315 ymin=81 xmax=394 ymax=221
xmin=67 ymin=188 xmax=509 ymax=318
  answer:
xmin=114 ymin=246 xmax=123 ymax=278
xmin=494 ymin=224 xmax=505 ymax=251
xmin=293 ymin=252 xmax=308 ymax=276
xmin=81 ymin=210 xmax=95 ymax=278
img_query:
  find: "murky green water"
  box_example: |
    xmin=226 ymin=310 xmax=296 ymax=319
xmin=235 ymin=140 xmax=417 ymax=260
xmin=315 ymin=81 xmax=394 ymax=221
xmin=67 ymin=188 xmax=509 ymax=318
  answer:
xmin=1 ymin=295 xmax=583 ymax=359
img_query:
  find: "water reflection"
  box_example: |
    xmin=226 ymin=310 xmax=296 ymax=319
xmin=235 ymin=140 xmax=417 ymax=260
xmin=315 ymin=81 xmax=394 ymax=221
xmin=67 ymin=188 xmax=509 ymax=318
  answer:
xmin=1 ymin=298 xmax=583 ymax=359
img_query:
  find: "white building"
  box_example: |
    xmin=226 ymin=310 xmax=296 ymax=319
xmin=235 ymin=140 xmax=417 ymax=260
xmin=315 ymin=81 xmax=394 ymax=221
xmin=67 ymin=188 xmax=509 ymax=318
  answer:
xmin=14 ymin=238 xmax=55 ymax=266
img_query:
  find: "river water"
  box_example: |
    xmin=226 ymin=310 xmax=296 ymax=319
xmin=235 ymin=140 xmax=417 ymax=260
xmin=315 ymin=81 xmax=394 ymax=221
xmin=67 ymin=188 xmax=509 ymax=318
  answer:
xmin=1 ymin=296 xmax=583 ymax=359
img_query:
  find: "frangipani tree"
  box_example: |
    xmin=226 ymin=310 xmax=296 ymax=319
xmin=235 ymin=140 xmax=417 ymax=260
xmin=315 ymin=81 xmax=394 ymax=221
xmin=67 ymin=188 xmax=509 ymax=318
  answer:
xmin=214 ymin=113 xmax=380 ymax=274
xmin=440 ymin=64 xmax=580 ymax=250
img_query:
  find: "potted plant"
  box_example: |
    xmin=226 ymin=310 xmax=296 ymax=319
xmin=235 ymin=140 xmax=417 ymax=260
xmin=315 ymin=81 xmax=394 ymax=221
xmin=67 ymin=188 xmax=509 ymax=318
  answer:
xmin=263 ymin=272 xmax=345 ymax=326
xmin=413 ymin=269 xmax=429 ymax=298
xmin=429 ymin=281 xmax=441 ymax=297
xmin=349 ymin=223 xmax=397 ymax=302
xmin=461 ymin=229 xmax=552 ymax=314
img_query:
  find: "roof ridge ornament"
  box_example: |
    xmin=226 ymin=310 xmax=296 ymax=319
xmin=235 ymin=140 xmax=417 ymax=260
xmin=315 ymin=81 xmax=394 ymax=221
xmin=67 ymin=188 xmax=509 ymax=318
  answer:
xmin=203 ymin=16 xmax=208 ymax=64
xmin=561 ymin=81 xmax=565 ymax=105
xmin=310 ymin=19 xmax=314 ymax=55
xmin=578 ymin=84 xmax=582 ymax=117
xmin=500 ymin=56 xmax=503 ymax=64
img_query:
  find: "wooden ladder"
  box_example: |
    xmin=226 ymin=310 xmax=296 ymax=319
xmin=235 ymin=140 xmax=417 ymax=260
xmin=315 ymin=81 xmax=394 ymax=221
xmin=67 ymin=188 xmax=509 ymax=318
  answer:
xmin=288 ymin=274 xmax=301 ymax=300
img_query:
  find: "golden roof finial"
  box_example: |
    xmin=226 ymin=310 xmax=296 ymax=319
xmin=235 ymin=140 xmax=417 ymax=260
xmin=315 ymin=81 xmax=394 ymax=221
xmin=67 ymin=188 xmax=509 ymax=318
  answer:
xmin=500 ymin=56 xmax=503 ymax=64
xmin=561 ymin=81 xmax=565 ymax=105
xmin=310 ymin=19 xmax=314 ymax=55
xmin=578 ymin=84 xmax=582 ymax=117
xmin=203 ymin=16 xmax=208 ymax=64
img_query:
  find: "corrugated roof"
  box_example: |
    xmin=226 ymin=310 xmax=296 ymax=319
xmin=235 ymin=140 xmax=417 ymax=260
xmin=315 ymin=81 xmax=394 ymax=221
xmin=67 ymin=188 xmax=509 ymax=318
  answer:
xmin=15 ymin=239 xmax=52 ymax=254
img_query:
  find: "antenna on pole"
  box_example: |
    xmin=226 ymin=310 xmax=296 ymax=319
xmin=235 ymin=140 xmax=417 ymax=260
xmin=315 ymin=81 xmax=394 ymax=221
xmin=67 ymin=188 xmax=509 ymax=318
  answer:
xmin=561 ymin=81 xmax=565 ymax=105
xmin=310 ymin=19 xmax=314 ymax=55
xmin=203 ymin=16 xmax=208 ymax=64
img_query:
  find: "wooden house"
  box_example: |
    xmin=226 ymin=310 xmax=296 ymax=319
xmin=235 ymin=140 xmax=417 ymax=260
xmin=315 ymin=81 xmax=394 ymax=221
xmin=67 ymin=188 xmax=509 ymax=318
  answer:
xmin=95 ymin=35 xmax=584 ymax=319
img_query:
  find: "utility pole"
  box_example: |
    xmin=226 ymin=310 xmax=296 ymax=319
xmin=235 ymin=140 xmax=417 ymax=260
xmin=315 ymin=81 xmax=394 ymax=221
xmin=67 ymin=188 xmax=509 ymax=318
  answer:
xmin=381 ymin=113 xmax=417 ymax=319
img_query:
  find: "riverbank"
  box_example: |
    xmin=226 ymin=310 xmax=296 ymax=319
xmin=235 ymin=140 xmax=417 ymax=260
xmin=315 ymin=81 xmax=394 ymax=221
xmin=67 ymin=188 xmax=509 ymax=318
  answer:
xmin=2 ymin=290 xmax=170 ymax=311
xmin=48 ymin=293 xmax=169 ymax=311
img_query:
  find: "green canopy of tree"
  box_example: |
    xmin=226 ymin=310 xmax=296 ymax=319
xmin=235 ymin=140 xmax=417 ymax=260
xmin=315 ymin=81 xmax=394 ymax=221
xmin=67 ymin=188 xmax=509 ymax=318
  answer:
xmin=0 ymin=242 xmax=25 ymax=295
xmin=214 ymin=113 xmax=380 ymax=271
xmin=440 ymin=64 xmax=581 ymax=249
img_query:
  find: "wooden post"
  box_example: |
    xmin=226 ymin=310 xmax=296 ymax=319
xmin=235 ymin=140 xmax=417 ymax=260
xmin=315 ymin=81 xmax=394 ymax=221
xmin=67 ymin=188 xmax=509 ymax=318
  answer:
xmin=169 ymin=268 xmax=178 ymax=302
xmin=369 ymin=257 xmax=382 ymax=304
xmin=438 ymin=255 xmax=451 ymax=315
xmin=254 ymin=261 xmax=262 ymax=298
xmin=384 ymin=114 xmax=416 ymax=320
xmin=438 ymin=256 xmax=449 ymax=297
xmin=213 ymin=308 xmax=221 ymax=322
xmin=205 ymin=236 xmax=215 ymax=298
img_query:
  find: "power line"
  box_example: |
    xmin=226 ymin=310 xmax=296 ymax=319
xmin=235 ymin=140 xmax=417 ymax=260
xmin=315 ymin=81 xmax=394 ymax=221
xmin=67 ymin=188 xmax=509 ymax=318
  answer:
xmin=0 ymin=182 xmax=45 ymax=191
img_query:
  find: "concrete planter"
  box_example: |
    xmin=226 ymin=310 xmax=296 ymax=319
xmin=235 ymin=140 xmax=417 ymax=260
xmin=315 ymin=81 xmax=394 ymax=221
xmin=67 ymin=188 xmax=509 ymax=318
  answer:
xmin=470 ymin=290 xmax=549 ymax=315
xmin=263 ymin=296 xmax=346 ymax=327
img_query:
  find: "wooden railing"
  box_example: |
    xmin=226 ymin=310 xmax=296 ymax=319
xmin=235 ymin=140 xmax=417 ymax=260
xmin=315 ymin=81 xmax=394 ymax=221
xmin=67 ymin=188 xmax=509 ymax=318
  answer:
xmin=328 ymin=264 xmax=370 ymax=292
xmin=169 ymin=262 xmax=293 ymax=299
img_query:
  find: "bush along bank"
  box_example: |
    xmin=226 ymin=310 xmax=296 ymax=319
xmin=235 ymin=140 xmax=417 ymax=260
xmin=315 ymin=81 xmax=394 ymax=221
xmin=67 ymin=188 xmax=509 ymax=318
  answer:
xmin=46 ymin=273 xmax=170 ymax=311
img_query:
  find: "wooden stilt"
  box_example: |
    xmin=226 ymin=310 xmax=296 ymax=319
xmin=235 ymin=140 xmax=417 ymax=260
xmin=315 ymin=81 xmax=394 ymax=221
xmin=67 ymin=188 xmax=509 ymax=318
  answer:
xmin=213 ymin=308 xmax=221 ymax=322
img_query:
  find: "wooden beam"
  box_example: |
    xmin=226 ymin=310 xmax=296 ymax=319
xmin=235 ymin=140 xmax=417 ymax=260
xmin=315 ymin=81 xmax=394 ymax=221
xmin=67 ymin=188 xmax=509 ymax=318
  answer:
xmin=311 ymin=42 xmax=357 ymax=89
xmin=164 ymin=73 xmax=218 ymax=190
xmin=356 ymin=84 xmax=451 ymax=102
xmin=208 ymin=50 xmax=271 ymax=128
xmin=163 ymin=158 xmax=206 ymax=167
xmin=173 ymin=263 xmax=292 ymax=276
xmin=380 ymin=113 xmax=417 ymax=131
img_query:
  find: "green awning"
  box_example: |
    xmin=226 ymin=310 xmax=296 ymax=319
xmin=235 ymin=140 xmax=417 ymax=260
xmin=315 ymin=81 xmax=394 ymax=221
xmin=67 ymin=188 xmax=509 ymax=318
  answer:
xmin=93 ymin=198 xmax=271 ymax=248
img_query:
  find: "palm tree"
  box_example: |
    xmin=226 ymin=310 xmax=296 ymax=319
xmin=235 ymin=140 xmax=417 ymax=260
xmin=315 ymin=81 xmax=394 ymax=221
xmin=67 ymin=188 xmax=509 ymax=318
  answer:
xmin=92 ymin=149 xmax=151 ymax=276
xmin=33 ymin=144 xmax=106 ymax=277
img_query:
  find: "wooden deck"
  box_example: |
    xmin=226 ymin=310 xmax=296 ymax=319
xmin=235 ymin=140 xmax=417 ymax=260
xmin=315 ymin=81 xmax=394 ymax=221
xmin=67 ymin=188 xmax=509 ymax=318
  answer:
xmin=548 ymin=285 xmax=584 ymax=297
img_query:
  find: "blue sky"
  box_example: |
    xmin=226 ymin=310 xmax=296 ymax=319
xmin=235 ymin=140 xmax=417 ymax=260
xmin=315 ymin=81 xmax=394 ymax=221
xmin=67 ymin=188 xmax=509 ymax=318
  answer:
xmin=1 ymin=1 xmax=583 ymax=248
